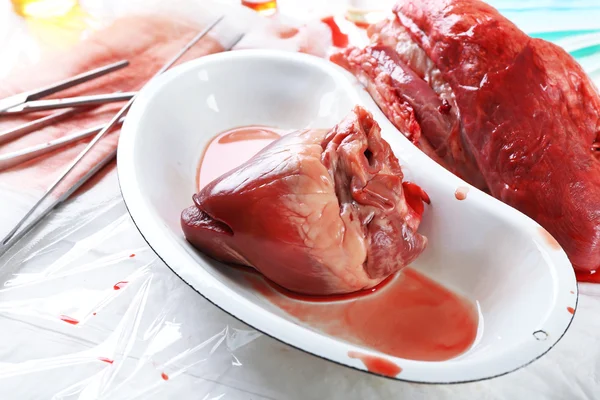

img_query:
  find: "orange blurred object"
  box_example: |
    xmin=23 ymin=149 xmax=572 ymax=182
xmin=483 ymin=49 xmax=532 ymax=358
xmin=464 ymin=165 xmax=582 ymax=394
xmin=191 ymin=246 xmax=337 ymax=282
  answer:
xmin=241 ymin=0 xmax=277 ymax=16
xmin=11 ymin=0 xmax=77 ymax=18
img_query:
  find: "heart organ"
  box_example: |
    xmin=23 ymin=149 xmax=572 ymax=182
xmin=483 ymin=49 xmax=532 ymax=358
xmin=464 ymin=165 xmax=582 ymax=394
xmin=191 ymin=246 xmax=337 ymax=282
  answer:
xmin=332 ymin=0 xmax=600 ymax=274
xmin=181 ymin=106 xmax=429 ymax=295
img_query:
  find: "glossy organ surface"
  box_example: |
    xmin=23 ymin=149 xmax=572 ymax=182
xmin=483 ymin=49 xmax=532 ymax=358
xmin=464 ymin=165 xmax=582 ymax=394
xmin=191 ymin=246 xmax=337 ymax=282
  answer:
xmin=333 ymin=0 xmax=600 ymax=274
xmin=182 ymin=106 xmax=428 ymax=295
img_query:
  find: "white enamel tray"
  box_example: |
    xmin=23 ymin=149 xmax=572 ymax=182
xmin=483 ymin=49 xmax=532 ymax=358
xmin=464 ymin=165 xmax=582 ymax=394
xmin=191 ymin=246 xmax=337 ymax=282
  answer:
xmin=117 ymin=50 xmax=577 ymax=384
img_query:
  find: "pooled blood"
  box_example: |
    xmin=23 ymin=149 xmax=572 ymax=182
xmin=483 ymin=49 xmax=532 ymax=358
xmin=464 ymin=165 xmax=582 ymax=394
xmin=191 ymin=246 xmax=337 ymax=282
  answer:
xmin=196 ymin=126 xmax=283 ymax=191
xmin=231 ymin=265 xmax=394 ymax=302
xmin=59 ymin=315 xmax=79 ymax=325
xmin=243 ymin=268 xmax=478 ymax=361
xmin=348 ymin=351 xmax=402 ymax=376
xmin=113 ymin=281 xmax=128 ymax=290
xmin=217 ymin=126 xmax=281 ymax=144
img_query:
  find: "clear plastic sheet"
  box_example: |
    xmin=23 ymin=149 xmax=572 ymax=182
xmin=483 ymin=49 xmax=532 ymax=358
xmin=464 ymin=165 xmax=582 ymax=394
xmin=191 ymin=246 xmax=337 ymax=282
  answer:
xmin=2 ymin=1 xmax=600 ymax=399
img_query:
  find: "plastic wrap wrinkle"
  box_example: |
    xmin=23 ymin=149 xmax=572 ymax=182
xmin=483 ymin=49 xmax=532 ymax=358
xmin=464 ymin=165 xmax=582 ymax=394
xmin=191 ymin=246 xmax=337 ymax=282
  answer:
xmin=0 ymin=176 xmax=264 ymax=399
xmin=2 ymin=0 xmax=600 ymax=399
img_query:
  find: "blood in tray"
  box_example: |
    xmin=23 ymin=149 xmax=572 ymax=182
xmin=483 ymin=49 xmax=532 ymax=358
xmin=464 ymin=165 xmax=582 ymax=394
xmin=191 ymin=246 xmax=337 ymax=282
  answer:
xmin=196 ymin=125 xmax=478 ymax=361
xmin=244 ymin=268 xmax=478 ymax=362
xmin=348 ymin=351 xmax=402 ymax=377
xmin=196 ymin=126 xmax=282 ymax=192
xmin=241 ymin=0 xmax=277 ymax=16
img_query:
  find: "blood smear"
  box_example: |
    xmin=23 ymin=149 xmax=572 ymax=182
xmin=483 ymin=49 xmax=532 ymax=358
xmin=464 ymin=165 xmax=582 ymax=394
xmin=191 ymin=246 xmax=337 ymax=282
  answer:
xmin=348 ymin=351 xmax=402 ymax=376
xmin=98 ymin=357 xmax=113 ymax=364
xmin=113 ymin=281 xmax=128 ymax=290
xmin=196 ymin=126 xmax=283 ymax=191
xmin=537 ymin=227 xmax=561 ymax=250
xmin=567 ymin=306 xmax=575 ymax=314
xmin=244 ymin=268 xmax=478 ymax=361
xmin=59 ymin=315 xmax=79 ymax=325
xmin=402 ymin=181 xmax=430 ymax=216
xmin=321 ymin=16 xmax=349 ymax=48
xmin=161 ymin=372 xmax=169 ymax=381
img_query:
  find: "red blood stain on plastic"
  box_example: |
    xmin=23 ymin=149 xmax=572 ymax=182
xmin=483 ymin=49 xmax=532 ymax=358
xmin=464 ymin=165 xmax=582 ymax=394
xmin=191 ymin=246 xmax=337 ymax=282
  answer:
xmin=455 ymin=186 xmax=469 ymax=200
xmin=113 ymin=281 xmax=128 ymax=290
xmin=321 ymin=15 xmax=349 ymax=48
xmin=129 ymin=253 xmax=135 ymax=258
xmin=538 ymin=227 xmax=561 ymax=250
xmin=196 ymin=126 xmax=282 ymax=191
xmin=244 ymin=268 xmax=478 ymax=361
xmin=276 ymin=26 xmax=299 ymax=39
xmin=92 ymin=312 xmax=97 ymax=316
xmin=576 ymin=269 xmax=600 ymax=283
xmin=402 ymin=182 xmax=430 ymax=216
xmin=161 ymin=372 xmax=169 ymax=381
xmin=570 ymin=290 xmax=575 ymax=294
xmin=567 ymin=307 xmax=575 ymax=314
xmin=98 ymin=357 xmax=113 ymax=364
xmin=59 ymin=315 xmax=79 ymax=325
xmin=348 ymin=351 xmax=402 ymax=376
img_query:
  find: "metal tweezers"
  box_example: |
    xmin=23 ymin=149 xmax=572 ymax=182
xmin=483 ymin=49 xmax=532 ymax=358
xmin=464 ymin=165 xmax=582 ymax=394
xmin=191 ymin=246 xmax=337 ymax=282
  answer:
xmin=0 ymin=59 xmax=135 ymax=145
xmin=0 ymin=92 xmax=137 ymax=115
xmin=0 ymin=16 xmax=243 ymax=255
xmin=0 ymin=60 xmax=130 ymax=113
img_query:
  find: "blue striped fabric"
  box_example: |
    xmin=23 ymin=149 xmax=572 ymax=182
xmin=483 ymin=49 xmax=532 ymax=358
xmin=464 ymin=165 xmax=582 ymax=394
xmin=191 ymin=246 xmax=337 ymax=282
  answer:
xmin=488 ymin=0 xmax=600 ymax=81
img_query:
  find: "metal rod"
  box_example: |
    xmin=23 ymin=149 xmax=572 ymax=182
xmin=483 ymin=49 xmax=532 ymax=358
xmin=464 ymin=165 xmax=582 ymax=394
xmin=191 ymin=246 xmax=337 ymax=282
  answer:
xmin=0 ymin=16 xmax=225 ymax=248
xmin=0 ymin=108 xmax=80 ymax=145
xmin=0 ymin=117 xmax=126 ymax=171
xmin=0 ymin=92 xmax=136 ymax=115
xmin=0 ymin=149 xmax=117 ymax=256
xmin=28 ymin=60 xmax=130 ymax=101
xmin=0 ymin=60 xmax=129 ymax=113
